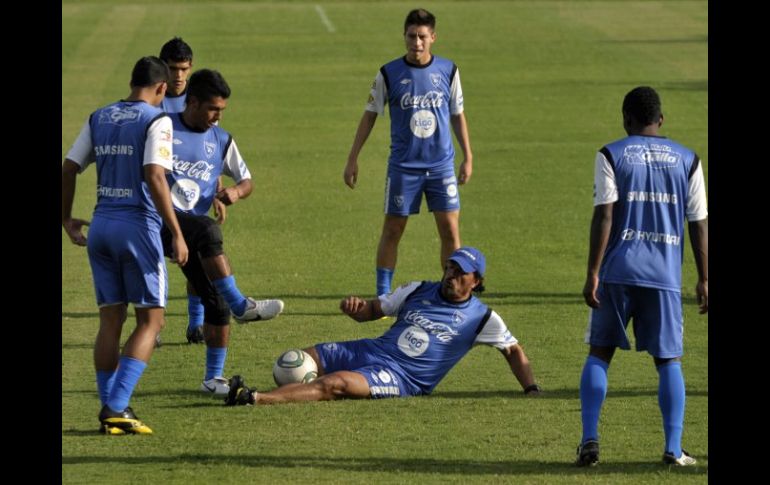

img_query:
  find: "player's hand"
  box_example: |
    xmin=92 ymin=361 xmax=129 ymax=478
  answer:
xmin=458 ymin=160 xmax=472 ymax=185
xmin=340 ymin=296 xmax=367 ymax=315
xmin=170 ymin=235 xmax=189 ymax=267
xmin=215 ymin=186 xmax=240 ymax=206
xmin=212 ymin=197 xmax=227 ymax=225
xmin=582 ymin=274 xmax=600 ymax=308
xmin=696 ymin=280 xmax=708 ymax=314
xmin=62 ymin=218 xmax=90 ymax=246
xmin=344 ymin=160 xmax=358 ymax=189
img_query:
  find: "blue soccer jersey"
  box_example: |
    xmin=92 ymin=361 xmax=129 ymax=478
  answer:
xmin=372 ymin=281 xmax=518 ymax=395
xmin=594 ymin=135 xmax=708 ymax=291
xmin=66 ymin=100 xmax=173 ymax=229
xmin=166 ymin=113 xmax=251 ymax=215
xmin=367 ymin=55 xmax=464 ymax=172
xmin=161 ymin=92 xmax=186 ymax=114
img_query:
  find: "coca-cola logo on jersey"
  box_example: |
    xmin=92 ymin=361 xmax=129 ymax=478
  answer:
xmin=172 ymin=159 xmax=214 ymax=182
xmin=400 ymin=91 xmax=444 ymax=110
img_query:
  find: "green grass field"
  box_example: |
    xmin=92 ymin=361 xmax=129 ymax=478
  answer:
xmin=62 ymin=1 xmax=708 ymax=483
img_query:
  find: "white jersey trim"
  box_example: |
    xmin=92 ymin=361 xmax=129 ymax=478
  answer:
xmin=474 ymin=310 xmax=518 ymax=349
xmin=686 ymin=162 xmax=708 ymax=221
xmin=365 ymin=71 xmax=387 ymax=115
xmin=449 ymin=68 xmax=464 ymax=115
xmin=378 ymin=281 xmax=421 ymax=316
xmin=144 ymin=115 xmax=173 ymax=171
xmin=65 ymin=119 xmax=94 ymax=172
xmin=221 ymin=138 xmax=252 ymax=183
xmin=593 ymin=151 xmax=618 ymax=206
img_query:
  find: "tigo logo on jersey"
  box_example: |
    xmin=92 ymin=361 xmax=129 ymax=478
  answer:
xmin=397 ymin=326 xmax=429 ymax=357
xmin=410 ymin=110 xmax=436 ymax=138
xmin=171 ymin=179 xmax=201 ymax=210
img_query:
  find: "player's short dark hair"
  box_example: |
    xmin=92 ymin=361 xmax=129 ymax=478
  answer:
xmin=159 ymin=37 xmax=193 ymax=63
xmin=622 ymin=86 xmax=662 ymax=126
xmin=404 ymin=8 xmax=436 ymax=33
xmin=473 ymin=275 xmax=485 ymax=294
xmin=187 ymin=69 xmax=231 ymax=103
xmin=130 ymin=56 xmax=170 ymax=88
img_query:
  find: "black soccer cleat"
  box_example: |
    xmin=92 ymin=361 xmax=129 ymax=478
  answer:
xmin=98 ymin=405 xmax=153 ymax=435
xmin=575 ymin=439 xmax=599 ymax=467
xmin=224 ymin=375 xmax=256 ymax=406
xmin=186 ymin=326 xmax=205 ymax=344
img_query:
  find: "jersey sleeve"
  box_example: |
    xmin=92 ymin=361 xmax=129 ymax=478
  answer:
xmin=143 ymin=115 xmax=173 ymax=171
xmin=593 ymin=150 xmax=618 ymax=206
xmin=365 ymin=71 xmax=387 ymax=115
xmin=686 ymin=160 xmax=708 ymax=221
xmin=221 ymin=138 xmax=251 ymax=183
xmin=378 ymin=281 xmax=422 ymax=316
xmin=473 ymin=310 xmax=518 ymax=349
xmin=64 ymin=119 xmax=94 ymax=172
xmin=449 ymin=67 xmax=464 ymax=115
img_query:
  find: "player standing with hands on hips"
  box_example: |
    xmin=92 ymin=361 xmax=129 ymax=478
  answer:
xmin=343 ymin=8 xmax=473 ymax=297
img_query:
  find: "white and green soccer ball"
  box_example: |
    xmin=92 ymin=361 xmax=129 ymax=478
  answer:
xmin=273 ymin=349 xmax=318 ymax=386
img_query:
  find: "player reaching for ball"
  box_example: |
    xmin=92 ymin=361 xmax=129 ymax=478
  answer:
xmin=224 ymin=247 xmax=541 ymax=406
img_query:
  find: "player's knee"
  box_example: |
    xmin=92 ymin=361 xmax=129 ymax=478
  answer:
xmin=318 ymin=374 xmax=349 ymax=398
xmin=198 ymin=219 xmax=224 ymax=258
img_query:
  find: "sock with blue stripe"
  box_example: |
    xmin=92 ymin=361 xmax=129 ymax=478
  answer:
xmin=212 ymin=275 xmax=248 ymax=316
xmin=187 ymin=294 xmax=204 ymax=332
xmin=376 ymin=267 xmax=394 ymax=296
xmin=657 ymin=361 xmax=685 ymax=457
xmin=580 ymin=355 xmax=609 ymax=444
xmin=205 ymin=346 xmax=228 ymax=380
xmin=96 ymin=369 xmax=116 ymax=406
xmin=106 ymin=356 xmax=147 ymax=413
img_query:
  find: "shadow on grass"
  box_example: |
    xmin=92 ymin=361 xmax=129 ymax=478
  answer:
xmin=432 ymin=388 xmax=708 ymax=399
xmin=61 ymin=453 xmax=707 ymax=475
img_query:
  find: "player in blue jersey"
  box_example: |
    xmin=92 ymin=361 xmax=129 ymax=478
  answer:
xmin=343 ymin=8 xmax=473 ymax=296
xmin=224 ymin=247 xmax=540 ymax=406
xmin=575 ymin=87 xmax=708 ymax=467
xmin=62 ymin=56 xmax=189 ymax=435
xmin=162 ymin=68 xmax=284 ymax=396
xmin=159 ymin=37 xmax=193 ymax=114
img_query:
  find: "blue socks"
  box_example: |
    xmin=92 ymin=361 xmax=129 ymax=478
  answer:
xmin=657 ymin=361 xmax=685 ymax=457
xmin=212 ymin=275 xmax=248 ymax=316
xmin=376 ymin=267 xmax=394 ymax=296
xmin=205 ymin=347 xmax=228 ymax=380
xmin=96 ymin=369 xmax=116 ymax=406
xmin=187 ymin=294 xmax=204 ymax=332
xmin=106 ymin=356 xmax=147 ymax=413
xmin=579 ymin=355 xmax=609 ymax=444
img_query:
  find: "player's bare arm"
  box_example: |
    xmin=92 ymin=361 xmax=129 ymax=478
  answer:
xmin=344 ymin=111 xmax=378 ymax=189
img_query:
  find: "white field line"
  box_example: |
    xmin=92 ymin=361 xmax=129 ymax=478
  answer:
xmin=315 ymin=4 xmax=336 ymax=33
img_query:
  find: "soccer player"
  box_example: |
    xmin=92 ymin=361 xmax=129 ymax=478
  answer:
xmin=61 ymin=56 xmax=189 ymax=435
xmin=158 ymin=36 xmax=232 ymax=345
xmin=343 ymin=8 xmax=473 ymax=296
xmin=163 ymin=68 xmax=284 ymax=396
xmin=224 ymin=247 xmax=541 ymax=405
xmin=575 ymin=87 xmax=708 ymax=467
xmin=159 ymin=37 xmax=193 ymax=114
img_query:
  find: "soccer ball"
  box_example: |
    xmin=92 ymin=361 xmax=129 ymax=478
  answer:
xmin=272 ymin=349 xmax=318 ymax=386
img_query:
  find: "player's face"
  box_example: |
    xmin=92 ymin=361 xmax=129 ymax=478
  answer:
xmin=166 ymin=60 xmax=192 ymax=96
xmin=404 ymin=25 xmax=435 ymax=65
xmin=440 ymin=260 xmax=479 ymax=301
xmin=187 ymin=96 xmax=227 ymax=130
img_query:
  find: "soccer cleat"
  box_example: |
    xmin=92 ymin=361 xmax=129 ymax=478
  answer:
xmin=224 ymin=375 xmax=256 ymax=406
xmin=186 ymin=326 xmax=205 ymax=344
xmin=233 ymin=298 xmax=284 ymax=323
xmin=200 ymin=376 xmax=230 ymax=397
xmin=575 ymin=439 xmax=600 ymax=467
xmin=98 ymin=405 xmax=153 ymax=435
xmin=663 ymin=449 xmax=697 ymax=466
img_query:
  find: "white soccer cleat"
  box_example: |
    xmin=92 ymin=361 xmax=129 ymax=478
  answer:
xmin=662 ymin=449 xmax=697 ymax=466
xmin=233 ymin=298 xmax=284 ymax=323
xmin=200 ymin=377 xmax=230 ymax=397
